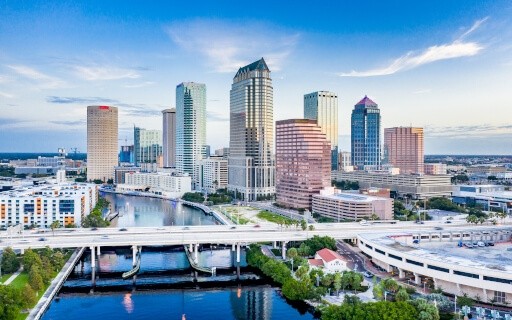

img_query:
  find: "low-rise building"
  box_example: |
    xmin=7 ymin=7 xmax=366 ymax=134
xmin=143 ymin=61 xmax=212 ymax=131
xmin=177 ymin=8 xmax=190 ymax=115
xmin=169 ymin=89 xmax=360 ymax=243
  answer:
xmin=0 ymin=183 xmax=98 ymax=228
xmin=114 ymin=166 xmax=140 ymax=185
xmin=200 ymin=156 xmax=228 ymax=193
xmin=312 ymin=187 xmax=393 ymax=221
xmin=452 ymin=185 xmax=512 ymax=214
xmin=308 ymin=248 xmax=348 ymax=273
xmin=119 ymin=171 xmax=191 ymax=198
xmin=332 ymin=170 xmax=452 ymax=199
xmin=424 ymin=163 xmax=447 ymax=175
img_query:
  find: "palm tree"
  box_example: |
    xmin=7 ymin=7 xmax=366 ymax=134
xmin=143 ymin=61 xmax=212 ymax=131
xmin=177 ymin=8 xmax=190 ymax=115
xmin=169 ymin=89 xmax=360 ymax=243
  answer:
xmin=50 ymin=220 xmax=60 ymax=236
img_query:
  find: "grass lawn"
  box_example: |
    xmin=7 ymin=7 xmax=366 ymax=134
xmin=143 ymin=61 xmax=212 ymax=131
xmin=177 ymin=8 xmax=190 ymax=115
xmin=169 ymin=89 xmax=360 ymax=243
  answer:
xmin=9 ymin=272 xmax=29 ymax=290
xmin=270 ymin=248 xmax=282 ymax=256
xmin=0 ymin=273 xmax=12 ymax=283
xmin=257 ymin=210 xmax=295 ymax=225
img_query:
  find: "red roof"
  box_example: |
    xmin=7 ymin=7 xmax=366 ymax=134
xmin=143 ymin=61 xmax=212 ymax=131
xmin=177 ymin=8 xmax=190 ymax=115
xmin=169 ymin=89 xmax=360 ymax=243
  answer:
xmin=308 ymin=259 xmax=324 ymax=267
xmin=316 ymin=248 xmax=344 ymax=263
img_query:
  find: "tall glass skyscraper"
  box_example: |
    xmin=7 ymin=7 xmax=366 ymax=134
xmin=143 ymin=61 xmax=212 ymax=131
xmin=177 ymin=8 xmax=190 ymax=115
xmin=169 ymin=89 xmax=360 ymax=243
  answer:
xmin=228 ymin=58 xmax=275 ymax=201
xmin=162 ymin=108 xmax=176 ymax=168
xmin=351 ymin=96 xmax=381 ymax=170
xmin=176 ymin=82 xmax=206 ymax=190
xmin=134 ymin=127 xmax=162 ymax=166
xmin=304 ymin=91 xmax=339 ymax=170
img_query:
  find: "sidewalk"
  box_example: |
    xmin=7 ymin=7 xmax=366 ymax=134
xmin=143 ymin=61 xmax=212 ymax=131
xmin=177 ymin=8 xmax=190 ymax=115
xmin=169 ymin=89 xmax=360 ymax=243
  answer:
xmin=1 ymin=267 xmax=23 ymax=285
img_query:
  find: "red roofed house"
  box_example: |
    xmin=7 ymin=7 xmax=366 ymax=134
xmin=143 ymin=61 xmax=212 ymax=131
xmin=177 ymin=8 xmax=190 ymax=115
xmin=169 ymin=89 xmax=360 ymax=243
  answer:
xmin=308 ymin=248 xmax=348 ymax=273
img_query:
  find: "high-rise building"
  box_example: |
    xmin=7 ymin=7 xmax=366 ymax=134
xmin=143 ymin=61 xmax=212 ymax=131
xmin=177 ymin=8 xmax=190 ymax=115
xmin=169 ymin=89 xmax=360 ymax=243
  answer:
xmin=384 ymin=127 xmax=424 ymax=174
xmin=200 ymin=156 xmax=228 ymax=193
xmin=304 ymin=91 xmax=339 ymax=170
xmin=162 ymin=108 xmax=176 ymax=168
xmin=276 ymin=119 xmax=331 ymax=210
xmin=134 ymin=127 xmax=162 ymax=166
xmin=87 ymin=105 xmax=118 ymax=182
xmin=228 ymin=58 xmax=275 ymax=201
xmin=176 ymin=82 xmax=206 ymax=189
xmin=338 ymin=151 xmax=352 ymax=171
xmin=351 ymin=96 xmax=381 ymax=170
xmin=119 ymin=145 xmax=135 ymax=164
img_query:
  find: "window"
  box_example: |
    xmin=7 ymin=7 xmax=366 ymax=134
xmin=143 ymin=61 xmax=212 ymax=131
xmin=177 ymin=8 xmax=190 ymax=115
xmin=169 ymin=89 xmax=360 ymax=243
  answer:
xmin=375 ymin=248 xmax=385 ymax=255
xmin=453 ymin=270 xmax=479 ymax=279
xmin=427 ymin=265 xmax=449 ymax=273
xmin=494 ymin=291 xmax=506 ymax=304
xmin=484 ymin=276 xmax=512 ymax=284
xmin=388 ymin=253 xmax=402 ymax=261
xmin=365 ymin=244 xmax=373 ymax=250
xmin=406 ymin=259 xmax=424 ymax=267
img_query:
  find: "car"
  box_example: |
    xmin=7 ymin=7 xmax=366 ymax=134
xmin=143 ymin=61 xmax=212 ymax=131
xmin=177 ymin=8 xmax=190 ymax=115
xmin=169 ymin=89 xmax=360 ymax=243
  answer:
xmin=38 ymin=237 xmax=47 ymax=241
xmin=19 ymin=239 xmax=29 ymax=243
xmin=101 ymin=235 xmax=109 ymax=239
xmin=488 ymin=242 xmax=495 ymax=246
xmin=445 ymin=220 xmax=452 ymax=224
xmin=230 ymin=226 xmax=236 ymax=229
xmin=477 ymin=241 xmax=485 ymax=247
xmin=119 ymin=228 xmax=128 ymax=231
xmin=363 ymin=271 xmax=373 ymax=278
xmin=182 ymin=226 xmax=190 ymax=230
xmin=412 ymin=239 xmax=420 ymax=244
xmin=91 ymin=227 xmax=98 ymax=231
xmin=464 ymin=243 xmax=473 ymax=248
xmin=415 ymin=220 xmax=425 ymax=224
xmin=434 ymin=227 xmax=443 ymax=230
xmin=253 ymin=224 xmax=261 ymax=228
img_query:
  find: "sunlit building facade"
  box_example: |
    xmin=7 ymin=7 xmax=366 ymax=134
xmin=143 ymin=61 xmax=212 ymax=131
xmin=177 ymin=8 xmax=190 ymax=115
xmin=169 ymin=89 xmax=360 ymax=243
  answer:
xmin=384 ymin=127 xmax=424 ymax=174
xmin=351 ymin=96 xmax=381 ymax=170
xmin=87 ymin=105 xmax=118 ymax=182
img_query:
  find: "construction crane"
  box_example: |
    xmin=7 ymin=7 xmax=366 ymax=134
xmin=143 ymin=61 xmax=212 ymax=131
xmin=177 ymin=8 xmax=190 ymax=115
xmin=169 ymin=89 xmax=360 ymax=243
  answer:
xmin=69 ymin=147 xmax=79 ymax=159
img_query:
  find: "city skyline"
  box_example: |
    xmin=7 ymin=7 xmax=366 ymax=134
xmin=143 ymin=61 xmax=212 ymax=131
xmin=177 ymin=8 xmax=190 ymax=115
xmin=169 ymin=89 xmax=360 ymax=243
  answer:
xmin=1 ymin=1 xmax=512 ymax=154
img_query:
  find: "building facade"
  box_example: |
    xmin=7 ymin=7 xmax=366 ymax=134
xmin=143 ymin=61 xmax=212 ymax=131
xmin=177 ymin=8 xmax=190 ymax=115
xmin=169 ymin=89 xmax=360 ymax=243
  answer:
xmin=121 ymin=171 xmax=191 ymax=198
xmin=176 ymin=82 xmax=206 ymax=190
xmin=162 ymin=108 xmax=176 ymax=168
xmin=200 ymin=157 xmax=228 ymax=194
xmin=87 ymin=105 xmax=118 ymax=182
xmin=351 ymin=96 xmax=381 ymax=170
xmin=338 ymin=151 xmax=352 ymax=171
xmin=134 ymin=127 xmax=163 ymax=167
xmin=114 ymin=166 xmax=141 ymax=185
xmin=424 ymin=163 xmax=447 ymax=175
xmin=312 ymin=187 xmax=393 ymax=221
xmin=333 ymin=170 xmax=452 ymax=199
xmin=304 ymin=91 xmax=339 ymax=170
xmin=276 ymin=119 xmax=331 ymax=210
xmin=452 ymin=185 xmax=512 ymax=214
xmin=0 ymin=183 xmax=98 ymax=228
xmin=228 ymin=58 xmax=275 ymax=201
xmin=119 ymin=145 xmax=135 ymax=164
xmin=384 ymin=127 xmax=424 ymax=174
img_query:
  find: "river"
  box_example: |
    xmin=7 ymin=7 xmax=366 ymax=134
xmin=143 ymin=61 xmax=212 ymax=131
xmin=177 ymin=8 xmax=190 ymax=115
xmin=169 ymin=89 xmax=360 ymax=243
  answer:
xmin=41 ymin=193 xmax=315 ymax=320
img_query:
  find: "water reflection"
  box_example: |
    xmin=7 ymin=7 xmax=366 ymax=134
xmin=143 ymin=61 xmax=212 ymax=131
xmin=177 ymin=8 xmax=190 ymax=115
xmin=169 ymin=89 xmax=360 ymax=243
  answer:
xmin=122 ymin=293 xmax=133 ymax=314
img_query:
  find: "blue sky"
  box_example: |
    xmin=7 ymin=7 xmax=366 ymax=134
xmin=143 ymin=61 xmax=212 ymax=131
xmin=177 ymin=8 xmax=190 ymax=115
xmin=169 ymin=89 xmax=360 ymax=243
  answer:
xmin=1 ymin=1 xmax=511 ymax=154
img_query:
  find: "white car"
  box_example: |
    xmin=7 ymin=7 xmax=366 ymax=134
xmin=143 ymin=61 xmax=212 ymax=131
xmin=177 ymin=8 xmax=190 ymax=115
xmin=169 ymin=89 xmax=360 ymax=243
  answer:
xmin=477 ymin=241 xmax=485 ymax=247
xmin=363 ymin=271 xmax=373 ymax=278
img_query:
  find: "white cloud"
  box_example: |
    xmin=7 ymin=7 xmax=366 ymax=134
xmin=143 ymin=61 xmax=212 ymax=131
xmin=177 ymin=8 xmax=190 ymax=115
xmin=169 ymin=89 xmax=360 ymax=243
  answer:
xmin=167 ymin=20 xmax=298 ymax=73
xmin=7 ymin=65 xmax=65 ymax=88
xmin=0 ymin=91 xmax=14 ymax=98
xmin=124 ymin=81 xmax=155 ymax=88
xmin=74 ymin=66 xmax=141 ymax=81
xmin=339 ymin=18 xmax=487 ymax=77
xmin=412 ymin=88 xmax=431 ymax=95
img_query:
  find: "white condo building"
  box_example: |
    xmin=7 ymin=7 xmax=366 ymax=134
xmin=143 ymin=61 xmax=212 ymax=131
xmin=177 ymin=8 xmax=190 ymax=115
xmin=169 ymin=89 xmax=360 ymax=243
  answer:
xmin=0 ymin=183 xmax=98 ymax=228
xmin=228 ymin=58 xmax=275 ymax=201
xmin=162 ymin=108 xmax=176 ymax=168
xmin=200 ymin=157 xmax=228 ymax=194
xmin=120 ymin=171 xmax=191 ymax=198
xmin=87 ymin=105 xmax=118 ymax=182
xmin=304 ymin=91 xmax=339 ymax=170
xmin=176 ymin=82 xmax=206 ymax=190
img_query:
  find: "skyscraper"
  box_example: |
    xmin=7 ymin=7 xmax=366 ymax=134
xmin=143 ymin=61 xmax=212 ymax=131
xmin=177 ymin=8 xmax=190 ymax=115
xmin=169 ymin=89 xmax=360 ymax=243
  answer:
xmin=384 ymin=127 xmax=424 ymax=174
xmin=162 ymin=108 xmax=176 ymax=168
xmin=304 ymin=91 xmax=339 ymax=170
xmin=351 ymin=96 xmax=381 ymax=170
xmin=276 ymin=119 xmax=331 ymax=210
xmin=228 ymin=58 xmax=275 ymax=201
xmin=134 ymin=127 xmax=162 ymax=166
xmin=86 ymin=105 xmax=118 ymax=182
xmin=176 ymin=82 xmax=206 ymax=189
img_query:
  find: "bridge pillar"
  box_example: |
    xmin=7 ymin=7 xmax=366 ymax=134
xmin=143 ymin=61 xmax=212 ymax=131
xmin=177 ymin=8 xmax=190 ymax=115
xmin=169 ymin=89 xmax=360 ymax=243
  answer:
xmin=414 ymin=273 xmax=421 ymax=285
xmin=449 ymin=232 xmax=453 ymax=241
xmin=194 ymin=244 xmax=199 ymax=264
xmin=232 ymin=243 xmax=235 ymax=251
xmin=273 ymin=241 xmax=277 ymax=249
xmin=97 ymin=246 xmax=101 ymax=256
xmin=132 ymin=246 xmax=137 ymax=267
xmin=189 ymin=243 xmax=193 ymax=253
xmin=90 ymin=246 xmax=96 ymax=268
xmin=236 ymin=243 xmax=241 ymax=264
xmin=398 ymin=268 xmax=405 ymax=279
xmin=281 ymin=241 xmax=287 ymax=260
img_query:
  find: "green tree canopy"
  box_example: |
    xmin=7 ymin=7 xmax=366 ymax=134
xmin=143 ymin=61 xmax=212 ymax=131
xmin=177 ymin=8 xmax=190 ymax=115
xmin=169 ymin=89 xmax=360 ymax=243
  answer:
xmin=1 ymin=247 xmax=20 ymax=274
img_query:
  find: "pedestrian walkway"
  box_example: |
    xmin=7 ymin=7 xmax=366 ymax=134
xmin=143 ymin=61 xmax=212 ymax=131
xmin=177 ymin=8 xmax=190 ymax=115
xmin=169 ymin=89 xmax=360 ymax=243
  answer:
xmin=1 ymin=267 xmax=23 ymax=285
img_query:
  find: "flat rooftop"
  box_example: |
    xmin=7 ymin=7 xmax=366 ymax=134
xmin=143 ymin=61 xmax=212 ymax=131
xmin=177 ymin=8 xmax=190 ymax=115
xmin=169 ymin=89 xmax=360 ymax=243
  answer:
xmin=361 ymin=228 xmax=512 ymax=274
xmin=317 ymin=192 xmax=388 ymax=202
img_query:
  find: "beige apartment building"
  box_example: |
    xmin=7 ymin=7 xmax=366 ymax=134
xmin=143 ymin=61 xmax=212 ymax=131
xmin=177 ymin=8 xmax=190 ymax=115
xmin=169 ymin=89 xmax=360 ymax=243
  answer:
xmin=384 ymin=127 xmax=424 ymax=174
xmin=87 ymin=105 xmax=118 ymax=182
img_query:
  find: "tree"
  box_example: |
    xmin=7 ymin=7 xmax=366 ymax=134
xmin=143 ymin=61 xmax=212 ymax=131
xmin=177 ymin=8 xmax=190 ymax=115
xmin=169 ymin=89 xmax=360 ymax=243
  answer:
xmin=295 ymin=266 xmax=308 ymax=278
xmin=300 ymin=220 xmax=307 ymax=231
xmin=21 ymin=284 xmax=37 ymax=308
xmin=1 ymin=247 xmax=20 ymax=274
xmin=287 ymin=247 xmax=298 ymax=260
xmin=412 ymin=298 xmax=440 ymax=320
xmin=466 ymin=214 xmax=478 ymax=224
xmin=333 ymin=272 xmax=342 ymax=295
xmin=29 ymin=265 xmax=44 ymax=292
xmin=50 ymin=220 xmax=60 ymax=236
xmin=0 ymin=285 xmax=22 ymax=320
xmin=23 ymin=248 xmax=42 ymax=271
xmin=308 ymin=225 xmax=315 ymax=231
xmin=395 ymin=288 xmax=410 ymax=301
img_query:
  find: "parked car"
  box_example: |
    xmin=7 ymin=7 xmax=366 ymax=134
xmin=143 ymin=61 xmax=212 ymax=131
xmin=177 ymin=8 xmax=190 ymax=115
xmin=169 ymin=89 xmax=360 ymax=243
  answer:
xmin=464 ymin=243 xmax=473 ymax=248
xmin=445 ymin=220 xmax=452 ymax=224
xmin=477 ymin=241 xmax=485 ymax=247
xmin=363 ymin=271 xmax=373 ymax=278
xmin=488 ymin=242 xmax=495 ymax=246
xmin=413 ymin=239 xmax=420 ymax=244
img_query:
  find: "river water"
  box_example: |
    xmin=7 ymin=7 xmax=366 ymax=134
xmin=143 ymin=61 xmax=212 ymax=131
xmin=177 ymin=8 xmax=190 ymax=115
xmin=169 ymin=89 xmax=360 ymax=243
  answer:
xmin=41 ymin=193 xmax=315 ymax=320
